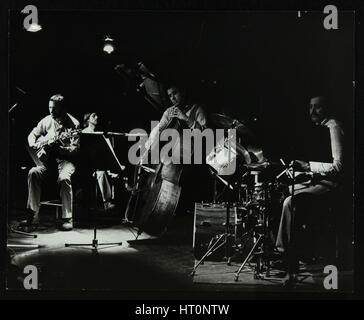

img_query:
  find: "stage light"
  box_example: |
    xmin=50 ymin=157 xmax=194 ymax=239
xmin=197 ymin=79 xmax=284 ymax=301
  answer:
xmin=103 ymin=36 xmax=114 ymax=54
xmin=104 ymin=44 xmax=114 ymax=54
xmin=26 ymin=23 xmax=42 ymax=32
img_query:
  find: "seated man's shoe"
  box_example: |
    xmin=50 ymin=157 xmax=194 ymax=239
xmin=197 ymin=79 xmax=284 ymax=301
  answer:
xmin=270 ymin=259 xmax=287 ymax=271
xmin=18 ymin=223 xmax=39 ymax=233
xmin=104 ymin=201 xmax=116 ymax=211
xmin=18 ymin=210 xmax=39 ymax=232
xmin=283 ymin=273 xmax=299 ymax=288
xmin=60 ymin=218 xmax=73 ymax=231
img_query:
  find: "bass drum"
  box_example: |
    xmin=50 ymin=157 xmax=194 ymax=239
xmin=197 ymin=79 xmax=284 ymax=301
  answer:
xmin=193 ymin=203 xmax=240 ymax=261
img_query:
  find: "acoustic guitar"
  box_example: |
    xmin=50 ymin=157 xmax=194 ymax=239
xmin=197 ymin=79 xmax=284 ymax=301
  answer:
xmin=26 ymin=129 xmax=81 ymax=166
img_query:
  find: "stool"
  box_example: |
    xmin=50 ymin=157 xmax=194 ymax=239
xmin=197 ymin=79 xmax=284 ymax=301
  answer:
xmin=40 ymin=200 xmax=63 ymax=220
xmin=326 ymin=200 xmax=353 ymax=270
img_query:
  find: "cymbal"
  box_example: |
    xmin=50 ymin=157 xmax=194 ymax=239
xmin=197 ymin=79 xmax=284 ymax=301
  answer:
xmin=210 ymin=113 xmax=237 ymax=128
xmin=210 ymin=113 xmax=266 ymax=163
xmin=210 ymin=113 xmax=256 ymax=138
xmin=243 ymin=161 xmax=270 ymax=170
xmin=234 ymin=141 xmax=252 ymax=164
xmin=244 ymin=160 xmax=293 ymax=171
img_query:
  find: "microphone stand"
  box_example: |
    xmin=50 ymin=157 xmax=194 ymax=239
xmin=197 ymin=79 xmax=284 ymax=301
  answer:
xmin=7 ymin=89 xmax=40 ymax=247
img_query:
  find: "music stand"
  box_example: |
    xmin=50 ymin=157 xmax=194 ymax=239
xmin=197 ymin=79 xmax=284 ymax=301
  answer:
xmin=65 ymin=132 xmax=125 ymax=251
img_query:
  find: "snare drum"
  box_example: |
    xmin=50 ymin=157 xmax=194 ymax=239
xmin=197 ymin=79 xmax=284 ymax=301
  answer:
xmin=250 ymin=182 xmax=266 ymax=203
xmin=244 ymin=170 xmax=269 ymax=204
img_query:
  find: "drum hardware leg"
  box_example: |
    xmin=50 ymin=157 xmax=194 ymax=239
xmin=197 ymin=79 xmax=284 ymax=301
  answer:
xmin=222 ymin=179 xmax=234 ymax=263
xmin=254 ymin=251 xmax=265 ymax=279
xmin=190 ymin=233 xmax=225 ymax=276
xmin=7 ymin=225 xmax=40 ymax=249
xmin=199 ymin=179 xmax=237 ymax=269
xmin=234 ymin=234 xmax=263 ymax=282
xmin=192 ymin=177 xmax=239 ymax=277
xmin=227 ymin=257 xmax=231 ymax=266
xmin=207 ymin=237 xmax=215 ymax=251
xmin=265 ymin=260 xmax=271 ymax=277
xmin=213 ymin=170 xmax=218 ymax=203
xmin=199 ymin=237 xmax=217 ymax=265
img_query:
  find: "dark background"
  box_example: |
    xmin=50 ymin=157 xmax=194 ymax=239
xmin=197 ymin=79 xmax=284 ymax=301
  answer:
xmin=9 ymin=10 xmax=354 ymax=209
xmin=1 ymin=0 xmax=362 ymax=300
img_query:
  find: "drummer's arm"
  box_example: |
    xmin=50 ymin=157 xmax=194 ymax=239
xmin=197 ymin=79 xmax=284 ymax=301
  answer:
xmin=309 ymin=121 xmax=344 ymax=178
xmin=292 ymin=125 xmax=343 ymax=185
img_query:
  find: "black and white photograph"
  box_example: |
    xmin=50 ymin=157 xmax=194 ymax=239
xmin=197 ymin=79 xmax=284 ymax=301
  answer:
xmin=3 ymin=1 xmax=356 ymax=299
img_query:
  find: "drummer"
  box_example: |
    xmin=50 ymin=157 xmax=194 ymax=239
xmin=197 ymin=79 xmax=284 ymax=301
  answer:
xmin=275 ymin=95 xmax=344 ymax=286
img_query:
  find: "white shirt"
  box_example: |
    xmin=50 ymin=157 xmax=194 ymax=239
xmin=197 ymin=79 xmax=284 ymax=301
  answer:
xmin=309 ymin=118 xmax=344 ymax=178
xmin=28 ymin=113 xmax=80 ymax=154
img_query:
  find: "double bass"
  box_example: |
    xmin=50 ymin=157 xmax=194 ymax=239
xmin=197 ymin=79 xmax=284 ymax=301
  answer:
xmin=116 ymin=63 xmax=191 ymax=236
xmin=124 ymin=117 xmax=185 ymax=236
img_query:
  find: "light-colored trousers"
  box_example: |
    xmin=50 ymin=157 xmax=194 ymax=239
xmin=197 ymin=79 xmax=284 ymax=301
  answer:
xmin=95 ymin=171 xmax=112 ymax=202
xmin=275 ymin=181 xmax=338 ymax=273
xmin=27 ymin=160 xmax=76 ymax=219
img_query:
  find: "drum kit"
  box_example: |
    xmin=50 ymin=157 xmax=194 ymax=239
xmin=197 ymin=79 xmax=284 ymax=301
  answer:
xmin=192 ymin=113 xmax=297 ymax=281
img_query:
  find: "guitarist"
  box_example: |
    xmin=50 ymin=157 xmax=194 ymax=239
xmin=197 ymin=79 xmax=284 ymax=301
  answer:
xmin=25 ymin=94 xmax=80 ymax=231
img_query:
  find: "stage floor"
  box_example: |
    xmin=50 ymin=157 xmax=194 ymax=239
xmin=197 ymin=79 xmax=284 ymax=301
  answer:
xmin=6 ymin=212 xmax=354 ymax=296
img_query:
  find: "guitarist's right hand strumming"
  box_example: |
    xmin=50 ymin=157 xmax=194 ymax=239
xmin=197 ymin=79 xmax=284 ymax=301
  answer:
xmin=27 ymin=129 xmax=81 ymax=165
xmin=29 ymin=134 xmax=60 ymax=163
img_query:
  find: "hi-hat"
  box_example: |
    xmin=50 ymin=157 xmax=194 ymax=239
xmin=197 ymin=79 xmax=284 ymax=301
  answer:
xmin=210 ymin=113 xmax=265 ymax=163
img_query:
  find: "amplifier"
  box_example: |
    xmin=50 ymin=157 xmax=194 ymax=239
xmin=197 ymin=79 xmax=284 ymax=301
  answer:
xmin=193 ymin=202 xmax=241 ymax=260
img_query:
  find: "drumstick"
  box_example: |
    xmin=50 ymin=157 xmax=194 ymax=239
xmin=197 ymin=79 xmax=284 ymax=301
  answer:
xmin=278 ymin=158 xmax=293 ymax=179
xmin=140 ymin=165 xmax=156 ymax=173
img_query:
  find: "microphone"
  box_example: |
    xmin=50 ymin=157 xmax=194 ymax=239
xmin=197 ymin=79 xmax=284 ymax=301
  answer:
xmin=16 ymin=87 xmax=26 ymax=95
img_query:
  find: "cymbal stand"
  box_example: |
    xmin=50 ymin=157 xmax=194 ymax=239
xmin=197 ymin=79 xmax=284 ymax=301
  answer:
xmin=234 ymin=185 xmax=271 ymax=281
xmin=191 ymin=178 xmax=236 ymax=276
